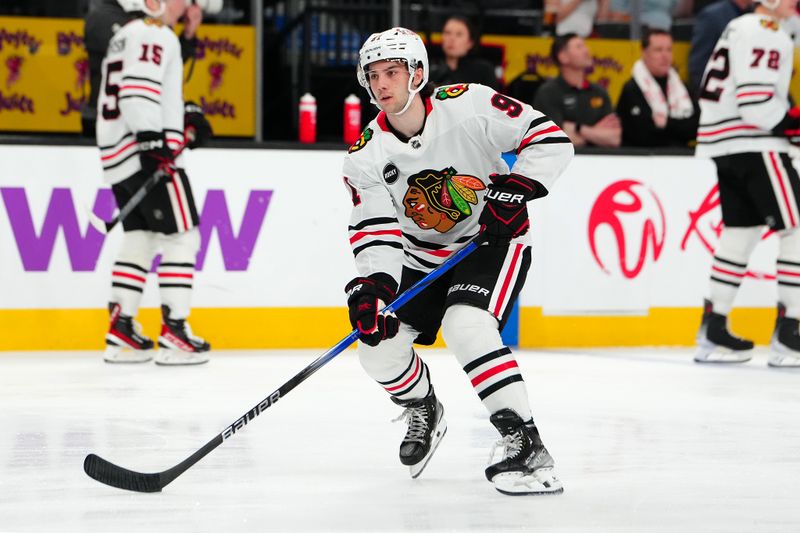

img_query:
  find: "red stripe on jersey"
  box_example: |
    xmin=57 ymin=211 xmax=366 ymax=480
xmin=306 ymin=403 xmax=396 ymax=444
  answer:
xmin=736 ymin=91 xmax=773 ymax=98
xmin=711 ymin=266 xmax=744 ymax=278
xmin=120 ymin=84 xmax=161 ymax=95
xmin=421 ymin=248 xmax=453 ymax=258
xmin=777 ymin=270 xmax=800 ymax=277
xmin=385 ymin=355 xmax=420 ymax=392
xmin=101 ymin=140 xmax=137 ymax=161
xmin=157 ymin=273 xmax=194 ymax=279
xmin=471 ymin=360 xmax=519 ymax=387
xmin=769 ymin=152 xmax=797 ymax=227
xmin=697 ymin=124 xmax=758 ymax=137
xmin=112 ymin=271 xmax=147 ymax=283
xmin=517 ymin=125 xmax=561 ymax=154
xmin=493 ymin=244 xmax=523 ymax=316
xmin=349 ymin=229 xmax=402 ymax=244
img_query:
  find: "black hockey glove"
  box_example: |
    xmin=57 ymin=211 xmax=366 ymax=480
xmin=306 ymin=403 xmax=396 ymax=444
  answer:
xmin=478 ymin=173 xmax=544 ymax=246
xmin=184 ymin=101 xmax=212 ymax=149
xmin=345 ymin=273 xmax=399 ymax=347
xmin=136 ymin=131 xmax=175 ymax=177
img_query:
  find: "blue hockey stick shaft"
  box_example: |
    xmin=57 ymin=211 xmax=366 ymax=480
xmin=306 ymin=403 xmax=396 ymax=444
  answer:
xmin=84 ymin=233 xmax=484 ymax=492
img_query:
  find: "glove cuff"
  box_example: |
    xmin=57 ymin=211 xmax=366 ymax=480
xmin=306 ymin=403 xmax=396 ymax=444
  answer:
xmin=135 ymin=130 xmax=167 ymax=151
xmin=345 ymin=273 xmax=398 ymax=304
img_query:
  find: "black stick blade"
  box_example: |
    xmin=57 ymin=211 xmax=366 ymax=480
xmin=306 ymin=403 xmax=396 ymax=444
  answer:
xmin=84 ymin=454 xmax=163 ymax=493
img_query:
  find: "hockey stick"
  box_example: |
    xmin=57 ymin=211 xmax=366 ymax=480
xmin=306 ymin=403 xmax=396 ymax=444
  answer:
xmin=88 ymin=138 xmax=190 ymax=235
xmin=83 ymin=233 xmax=485 ymax=492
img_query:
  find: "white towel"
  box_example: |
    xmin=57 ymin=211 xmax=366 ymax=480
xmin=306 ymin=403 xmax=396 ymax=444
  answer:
xmin=631 ymin=59 xmax=694 ymax=120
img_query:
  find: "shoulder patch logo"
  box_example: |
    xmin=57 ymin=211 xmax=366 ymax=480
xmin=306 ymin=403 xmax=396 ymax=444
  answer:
xmin=435 ymin=84 xmax=470 ymax=101
xmin=760 ymin=18 xmax=780 ymax=32
xmin=348 ymin=127 xmax=373 ymax=154
xmin=403 ymin=167 xmax=485 ymax=233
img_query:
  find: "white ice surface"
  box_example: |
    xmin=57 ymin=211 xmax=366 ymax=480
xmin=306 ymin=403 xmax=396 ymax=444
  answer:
xmin=0 ymin=348 xmax=799 ymax=533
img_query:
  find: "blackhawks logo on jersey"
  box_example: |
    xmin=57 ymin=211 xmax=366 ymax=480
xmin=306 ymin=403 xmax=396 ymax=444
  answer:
xmin=403 ymin=167 xmax=485 ymax=233
xmin=348 ymin=128 xmax=373 ymax=153
xmin=435 ymin=84 xmax=470 ymax=101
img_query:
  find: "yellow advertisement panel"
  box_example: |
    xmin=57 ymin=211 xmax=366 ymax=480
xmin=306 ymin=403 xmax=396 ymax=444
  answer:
xmin=0 ymin=17 xmax=87 ymax=132
xmin=0 ymin=16 xmax=254 ymax=136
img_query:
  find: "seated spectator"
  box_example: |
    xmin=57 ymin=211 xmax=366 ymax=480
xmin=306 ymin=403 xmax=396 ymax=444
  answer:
xmin=617 ymin=29 xmax=699 ymax=147
xmin=606 ymin=0 xmax=694 ymax=30
xmin=688 ymin=0 xmax=752 ymax=94
xmin=534 ymin=33 xmax=621 ymax=147
xmin=429 ymin=15 xmax=499 ymax=89
xmin=505 ymin=55 xmax=546 ymax=105
xmin=551 ymin=0 xmax=610 ymax=37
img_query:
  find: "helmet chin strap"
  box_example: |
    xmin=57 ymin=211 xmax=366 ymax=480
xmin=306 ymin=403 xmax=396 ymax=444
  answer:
xmin=387 ymin=76 xmax=423 ymax=116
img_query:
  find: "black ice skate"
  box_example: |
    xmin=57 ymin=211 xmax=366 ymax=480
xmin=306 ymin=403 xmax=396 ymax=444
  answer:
xmin=485 ymin=409 xmax=563 ymax=496
xmin=104 ymin=303 xmax=153 ymax=363
xmin=391 ymin=388 xmax=447 ymax=478
xmin=156 ymin=305 xmax=210 ymax=366
xmin=769 ymin=302 xmax=800 ymax=368
xmin=694 ymin=299 xmax=753 ymax=363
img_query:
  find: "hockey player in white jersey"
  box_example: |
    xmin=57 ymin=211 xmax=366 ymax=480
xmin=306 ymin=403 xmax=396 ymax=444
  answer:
xmin=96 ymin=0 xmax=212 ymax=366
xmin=695 ymin=0 xmax=800 ymax=367
xmin=342 ymin=28 xmax=574 ymax=495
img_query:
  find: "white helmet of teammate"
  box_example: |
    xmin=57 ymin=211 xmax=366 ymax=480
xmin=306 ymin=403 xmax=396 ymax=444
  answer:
xmin=357 ymin=27 xmax=429 ymax=115
xmin=117 ymin=0 xmax=166 ymax=18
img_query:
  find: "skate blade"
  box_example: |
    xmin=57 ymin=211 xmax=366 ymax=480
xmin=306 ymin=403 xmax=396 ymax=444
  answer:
xmin=694 ymin=340 xmax=752 ymax=364
xmin=492 ymin=469 xmax=564 ymax=496
xmin=768 ymin=343 xmax=800 ymax=368
xmin=154 ymin=348 xmax=209 ymax=366
xmin=103 ymin=346 xmax=152 ymax=364
xmin=409 ymin=420 xmax=447 ymax=479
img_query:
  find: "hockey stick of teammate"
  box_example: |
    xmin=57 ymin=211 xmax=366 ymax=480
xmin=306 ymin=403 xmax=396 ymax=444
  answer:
xmin=83 ymin=233 xmax=485 ymax=493
xmin=88 ymin=137 xmax=191 ymax=235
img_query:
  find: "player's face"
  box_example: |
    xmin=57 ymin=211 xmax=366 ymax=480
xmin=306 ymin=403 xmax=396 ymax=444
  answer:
xmin=366 ymin=60 xmax=412 ymax=113
xmin=775 ymin=0 xmax=798 ymax=19
xmin=642 ymin=34 xmax=673 ymax=78
xmin=162 ymin=0 xmax=188 ymax=25
xmin=441 ymin=19 xmax=474 ymax=60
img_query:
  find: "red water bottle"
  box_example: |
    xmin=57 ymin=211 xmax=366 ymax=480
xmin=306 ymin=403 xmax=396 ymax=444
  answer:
xmin=343 ymin=94 xmax=362 ymax=144
xmin=299 ymin=93 xmax=317 ymax=143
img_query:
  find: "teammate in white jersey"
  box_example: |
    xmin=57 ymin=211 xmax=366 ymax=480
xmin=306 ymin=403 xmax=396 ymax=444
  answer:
xmin=695 ymin=0 xmax=800 ymax=367
xmin=342 ymin=28 xmax=574 ymax=495
xmin=96 ymin=0 xmax=212 ymax=366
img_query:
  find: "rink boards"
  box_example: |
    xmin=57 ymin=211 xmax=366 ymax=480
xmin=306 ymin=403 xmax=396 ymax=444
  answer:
xmin=0 ymin=145 xmax=783 ymax=350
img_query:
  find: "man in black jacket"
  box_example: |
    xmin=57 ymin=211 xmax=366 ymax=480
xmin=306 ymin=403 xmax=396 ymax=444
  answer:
xmin=616 ymin=29 xmax=699 ymax=148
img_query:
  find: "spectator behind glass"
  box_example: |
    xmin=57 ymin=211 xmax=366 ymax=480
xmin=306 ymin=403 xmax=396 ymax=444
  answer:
xmin=606 ymin=0 xmax=694 ymax=29
xmin=551 ymin=0 xmax=610 ymax=37
xmin=82 ymin=0 xmax=202 ymax=136
xmin=616 ymin=29 xmax=699 ymax=147
xmin=534 ymin=33 xmax=621 ymax=147
xmin=688 ymin=0 xmax=753 ymax=95
xmin=429 ymin=15 xmax=499 ymax=89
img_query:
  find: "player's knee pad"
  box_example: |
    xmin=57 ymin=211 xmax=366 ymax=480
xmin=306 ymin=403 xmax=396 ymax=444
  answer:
xmin=441 ymin=304 xmax=504 ymax=365
xmin=158 ymin=227 xmax=201 ymax=262
xmin=716 ymin=226 xmax=761 ymax=263
xmin=117 ymin=230 xmax=158 ymax=265
xmin=357 ymin=323 xmax=417 ymax=381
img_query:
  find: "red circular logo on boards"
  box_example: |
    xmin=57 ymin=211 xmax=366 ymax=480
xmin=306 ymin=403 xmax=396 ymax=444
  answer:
xmin=588 ymin=179 xmax=666 ymax=279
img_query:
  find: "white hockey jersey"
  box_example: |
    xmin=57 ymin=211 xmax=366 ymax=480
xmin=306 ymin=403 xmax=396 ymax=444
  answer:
xmin=96 ymin=17 xmax=186 ymax=184
xmin=695 ymin=13 xmax=794 ymax=158
xmin=342 ymin=83 xmax=574 ymax=283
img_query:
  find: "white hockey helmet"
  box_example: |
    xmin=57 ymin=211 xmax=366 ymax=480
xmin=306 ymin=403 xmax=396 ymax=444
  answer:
xmin=357 ymin=27 xmax=429 ymax=115
xmin=117 ymin=0 xmax=166 ymax=18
